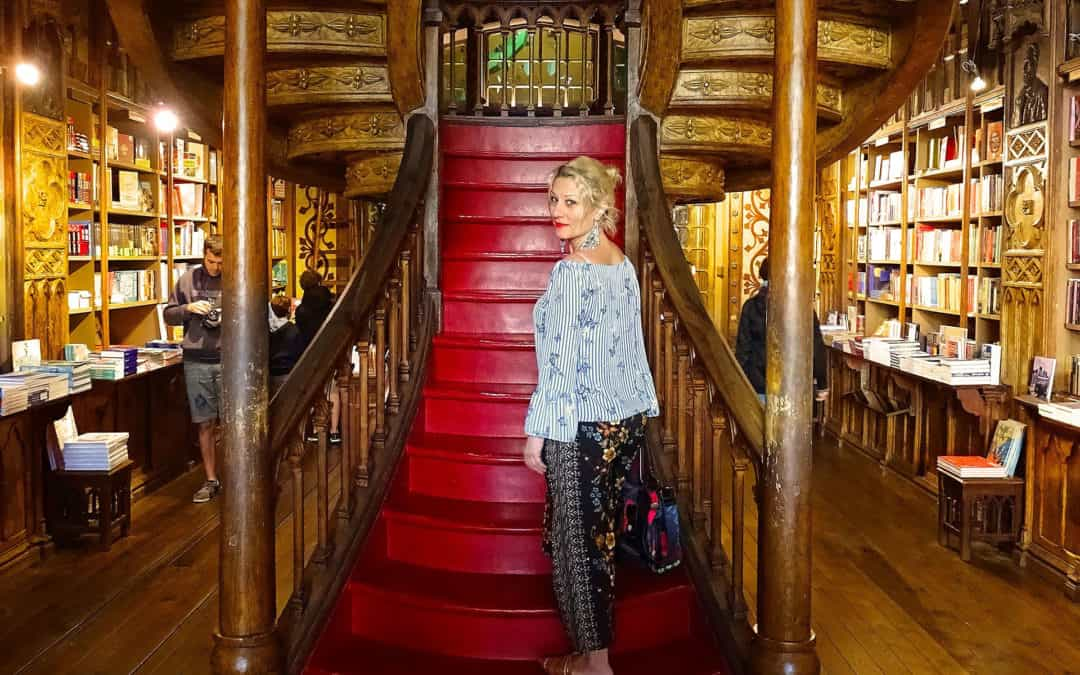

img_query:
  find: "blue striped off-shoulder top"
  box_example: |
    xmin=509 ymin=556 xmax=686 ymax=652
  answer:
xmin=524 ymin=257 xmax=660 ymax=442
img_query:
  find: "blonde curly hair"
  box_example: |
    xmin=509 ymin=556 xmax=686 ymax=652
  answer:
xmin=550 ymin=156 xmax=622 ymax=236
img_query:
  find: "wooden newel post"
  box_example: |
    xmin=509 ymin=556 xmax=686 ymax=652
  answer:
xmin=751 ymin=0 xmax=820 ymax=672
xmin=212 ymin=0 xmax=281 ymax=672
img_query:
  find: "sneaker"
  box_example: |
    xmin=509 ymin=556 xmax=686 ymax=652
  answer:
xmin=305 ymin=431 xmax=320 ymax=442
xmin=329 ymin=431 xmax=342 ymax=445
xmin=193 ymin=479 xmax=221 ymax=503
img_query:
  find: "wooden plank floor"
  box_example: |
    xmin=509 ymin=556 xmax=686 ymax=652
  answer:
xmin=3 ymin=435 xmax=1079 ymax=674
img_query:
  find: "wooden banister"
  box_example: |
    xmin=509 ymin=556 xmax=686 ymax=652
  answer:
xmin=629 ymin=116 xmax=764 ymax=461
xmin=268 ymin=115 xmax=434 ymax=456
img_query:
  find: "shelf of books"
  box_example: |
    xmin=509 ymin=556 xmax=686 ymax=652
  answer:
xmin=268 ymin=177 xmax=294 ymax=297
xmin=838 ymin=93 xmax=1006 ymax=358
xmin=63 ymin=78 xmax=222 ymax=348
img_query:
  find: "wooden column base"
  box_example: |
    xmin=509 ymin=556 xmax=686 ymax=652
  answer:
xmin=211 ymin=631 xmax=282 ymax=674
xmin=750 ymin=632 xmax=820 ymax=675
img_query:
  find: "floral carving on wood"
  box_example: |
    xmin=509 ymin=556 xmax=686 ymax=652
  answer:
xmin=296 ymin=187 xmax=337 ymax=284
xmin=661 ymin=115 xmax=772 ymax=151
xmin=267 ymin=66 xmax=391 ymax=106
xmin=21 ymin=116 xmax=67 ymax=249
xmin=683 ymin=16 xmax=890 ymax=68
xmin=741 ymin=189 xmax=771 ymax=300
xmin=1004 ymin=164 xmax=1044 ymax=250
xmin=345 ymin=153 xmax=402 ymax=197
xmin=672 ymin=69 xmax=842 ymax=118
xmin=287 ymin=111 xmax=404 ymax=159
xmin=659 ymin=155 xmax=726 ymax=201
xmin=174 ymin=11 xmax=385 ymax=60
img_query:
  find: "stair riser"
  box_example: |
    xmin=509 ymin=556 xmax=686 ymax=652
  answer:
xmin=431 ymin=345 xmax=538 ymax=385
xmin=443 ymin=221 xmax=560 ymax=256
xmin=442 ymin=157 xmax=579 ymax=186
xmin=442 ymin=189 xmax=551 ymax=221
xmin=384 ymin=515 xmax=549 ymax=574
xmin=423 ymin=395 xmax=529 ymax=437
xmin=442 ymin=298 xmax=535 ymax=335
xmin=407 ymin=452 xmax=545 ymax=503
xmin=441 ymin=121 xmax=627 ymax=156
xmin=346 ymin=584 xmax=695 ymax=659
xmin=442 ymin=258 xmax=554 ymax=293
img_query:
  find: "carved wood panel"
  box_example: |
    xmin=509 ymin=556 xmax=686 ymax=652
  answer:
xmin=286 ymin=110 xmax=405 ymax=159
xmin=345 ymin=153 xmax=402 ymax=198
xmin=0 ymin=414 xmax=33 ymax=566
xmin=659 ymin=155 xmax=725 ymax=202
xmin=660 ymin=114 xmax=772 ymax=153
xmin=670 ymin=69 xmax=842 ymax=119
xmin=266 ymin=65 xmax=392 ymax=107
xmin=817 ymin=162 xmax=841 ymax=316
xmin=21 ymin=113 xmax=68 ymax=359
xmin=740 ymin=189 xmax=770 ymax=303
xmin=1028 ymin=419 xmax=1080 ymax=593
xmin=173 ymin=11 xmax=387 ymax=60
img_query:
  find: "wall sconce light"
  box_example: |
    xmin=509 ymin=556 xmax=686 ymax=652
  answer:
xmin=14 ymin=62 xmax=41 ymax=87
xmin=154 ymin=108 xmax=179 ymax=134
xmin=961 ymin=59 xmax=986 ymax=93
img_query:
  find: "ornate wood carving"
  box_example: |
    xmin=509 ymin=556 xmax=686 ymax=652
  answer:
xmin=659 ymin=155 xmax=726 ymax=202
xmin=173 ymin=11 xmax=387 ymax=60
xmin=266 ymin=65 xmax=392 ymax=107
xmin=726 ymin=192 xmax=744 ymax=341
xmin=682 ymin=15 xmax=891 ymax=69
xmin=21 ymin=114 xmax=68 ymax=358
xmin=1001 ymin=132 xmax=1047 ymax=392
xmin=638 ymin=0 xmax=682 ymax=116
xmin=671 ymin=69 xmax=842 ymax=119
xmin=740 ymin=189 xmax=770 ymax=302
xmin=387 ymin=0 xmax=424 ymax=116
xmin=286 ymin=110 xmax=405 ymax=159
xmin=817 ymin=162 xmax=841 ymax=315
xmin=660 ymin=115 xmax=772 ymax=153
xmin=345 ymin=153 xmax=402 ymax=197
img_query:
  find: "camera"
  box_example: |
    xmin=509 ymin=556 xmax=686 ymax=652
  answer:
xmin=202 ymin=307 xmax=222 ymax=329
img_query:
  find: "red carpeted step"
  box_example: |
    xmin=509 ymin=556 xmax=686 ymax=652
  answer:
xmin=422 ymin=380 xmax=532 ymax=437
xmin=431 ymin=332 xmax=537 ymax=385
xmin=442 ymin=185 xmax=552 ymax=221
xmin=342 ymin=556 xmax=696 ymax=661
xmin=441 ymin=120 xmax=626 ymax=156
xmin=442 ymin=290 xmax=539 ymax=335
xmin=381 ymin=489 xmax=548 ymax=574
xmin=441 ymin=252 xmax=558 ymax=293
xmin=306 ymin=637 xmax=729 ymax=675
xmin=406 ymin=430 xmax=543 ymax=503
xmin=442 ymin=216 xmax=560 ymax=256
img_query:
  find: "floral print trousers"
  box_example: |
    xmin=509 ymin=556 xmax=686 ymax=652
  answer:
xmin=541 ymin=413 xmax=646 ymax=653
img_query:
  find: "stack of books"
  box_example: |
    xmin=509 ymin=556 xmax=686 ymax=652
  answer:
xmin=1037 ymin=400 xmax=1080 ymax=427
xmin=21 ymin=361 xmax=92 ymax=394
xmin=0 ymin=382 xmax=29 ymax=416
xmin=88 ymin=346 xmax=138 ymax=380
xmin=937 ymin=419 xmax=1025 ymax=479
xmin=937 ymin=455 xmax=1009 ymax=478
xmin=0 ymin=372 xmax=67 ymax=405
xmin=60 ymin=433 xmax=129 ymax=471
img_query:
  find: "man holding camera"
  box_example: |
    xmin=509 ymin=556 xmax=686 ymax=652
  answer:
xmin=165 ymin=236 xmax=224 ymax=503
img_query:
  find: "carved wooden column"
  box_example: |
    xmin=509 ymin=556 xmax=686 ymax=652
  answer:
xmin=752 ymin=0 xmax=820 ymax=671
xmin=212 ymin=0 xmax=281 ymax=672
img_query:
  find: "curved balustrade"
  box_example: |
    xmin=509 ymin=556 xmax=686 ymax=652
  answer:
xmin=630 ymin=114 xmax=764 ymax=640
xmin=266 ymin=115 xmax=435 ymax=670
xmin=438 ymin=1 xmax=626 ymax=117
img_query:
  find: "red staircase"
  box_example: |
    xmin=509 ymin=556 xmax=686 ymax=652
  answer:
xmin=305 ymin=121 xmax=730 ymax=674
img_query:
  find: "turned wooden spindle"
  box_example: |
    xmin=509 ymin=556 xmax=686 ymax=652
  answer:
xmin=661 ymin=308 xmax=676 ymax=451
xmin=373 ymin=301 xmax=387 ymax=449
xmin=730 ymin=441 xmax=750 ymax=621
xmin=388 ymin=276 xmax=402 ymax=415
xmin=336 ymin=360 xmax=353 ymax=522
xmin=399 ymin=250 xmax=412 ymax=382
xmin=651 ymin=278 xmax=664 ymax=377
xmin=691 ymin=369 xmax=707 ymax=530
xmin=312 ymin=396 xmax=332 ymax=565
xmin=676 ymin=341 xmax=691 ymax=496
xmin=288 ymin=436 xmax=305 ymax=618
xmin=355 ymin=339 xmax=372 ymax=487
xmin=710 ymin=407 xmax=729 ymax=575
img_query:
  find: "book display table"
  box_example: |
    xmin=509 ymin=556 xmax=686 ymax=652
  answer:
xmin=46 ymin=460 xmax=134 ymax=550
xmin=937 ymin=471 xmax=1024 ymax=562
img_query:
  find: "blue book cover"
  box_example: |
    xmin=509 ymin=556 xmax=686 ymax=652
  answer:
xmin=986 ymin=419 xmax=1025 ymax=477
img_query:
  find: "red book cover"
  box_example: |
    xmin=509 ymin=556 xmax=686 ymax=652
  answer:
xmin=938 ymin=455 xmax=1000 ymax=468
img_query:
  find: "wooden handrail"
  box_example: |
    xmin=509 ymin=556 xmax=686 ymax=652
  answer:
xmin=629 ymin=115 xmax=764 ymax=461
xmin=269 ymin=114 xmax=434 ymax=457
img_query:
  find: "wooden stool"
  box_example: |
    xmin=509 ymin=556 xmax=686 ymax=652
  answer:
xmin=937 ymin=470 xmax=1023 ymax=562
xmin=46 ymin=460 xmax=133 ymax=550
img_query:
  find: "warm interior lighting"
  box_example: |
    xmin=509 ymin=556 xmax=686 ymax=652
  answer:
xmin=14 ymin=62 xmax=40 ymax=86
xmin=154 ymin=108 xmax=179 ymax=133
xmin=970 ymin=75 xmax=987 ymax=93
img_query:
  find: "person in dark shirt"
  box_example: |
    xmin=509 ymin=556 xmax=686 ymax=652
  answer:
xmin=269 ymin=295 xmax=304 ymax=395
xmin=735 ymin=256 xmax=828 ymax=402
xmin=163 ymin=236 xmax=224 ymax=503
xmin=295 ymin=270 xmax=342 ymax=444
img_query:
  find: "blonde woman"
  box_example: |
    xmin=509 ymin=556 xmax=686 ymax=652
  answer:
xmin=524 ymin=157 xmax=660 ymax=675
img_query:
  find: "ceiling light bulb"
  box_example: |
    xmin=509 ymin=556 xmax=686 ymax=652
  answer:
xmin=14 ymin=62 xmax=40 ymax=86
xmin=154 ymin=108 xmax=179 ymax=133
xmin=970 ymin=75 xmax=987 ymax=93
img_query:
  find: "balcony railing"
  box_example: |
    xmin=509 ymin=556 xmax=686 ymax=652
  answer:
xmin=439 ymin=1 xmax=627 ymax=117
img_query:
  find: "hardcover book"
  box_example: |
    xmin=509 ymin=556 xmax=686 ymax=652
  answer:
xmin=1030 ymin=356 xmax=1056 ymax=401
xmin=986 ymin=419 xmax=1025 ymax=477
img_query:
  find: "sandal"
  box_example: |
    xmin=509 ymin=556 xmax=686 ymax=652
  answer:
xmin=540 ymin=655 xmax=575 ymax=675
